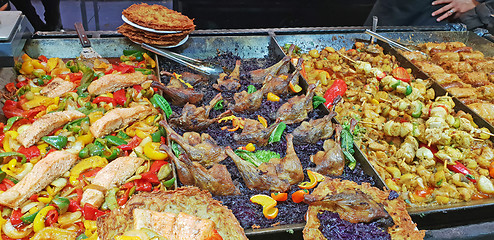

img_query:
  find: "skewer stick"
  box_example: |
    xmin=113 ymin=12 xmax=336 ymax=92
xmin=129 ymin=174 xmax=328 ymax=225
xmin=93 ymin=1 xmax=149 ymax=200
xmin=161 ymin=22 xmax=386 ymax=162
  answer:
xmin=358 ymin=121 xmax=381 ymax=126
xmin=336 ymin=51 xmax=356 ymax=64
xmin=473 ymin=138 xmax=485 ymax=141
xmin=480 ymin=131 xmax=494 ymax=137
xmin=379 ymin=98 xmax=392 ymax=103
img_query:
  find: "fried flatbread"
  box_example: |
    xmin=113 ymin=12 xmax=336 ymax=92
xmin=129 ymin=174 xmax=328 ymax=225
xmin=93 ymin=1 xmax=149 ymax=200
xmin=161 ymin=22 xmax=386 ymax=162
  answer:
xmin=117 ymin=23 xmax=192 ymax=46
xmin=97 ymin=186 xmax=248 ymax=240
xmin=122 ymin=3 xmax=195 ymax=31
xmin=303 ymin=178 xmax=425 ymax=240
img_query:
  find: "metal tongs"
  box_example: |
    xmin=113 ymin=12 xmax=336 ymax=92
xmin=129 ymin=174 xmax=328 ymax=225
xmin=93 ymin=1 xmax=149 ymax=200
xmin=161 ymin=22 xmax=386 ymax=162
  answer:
xmin=364 ymin=29 xmax=428 ymax=56
xmin=140 ymin=43 xmax=225 ymax=78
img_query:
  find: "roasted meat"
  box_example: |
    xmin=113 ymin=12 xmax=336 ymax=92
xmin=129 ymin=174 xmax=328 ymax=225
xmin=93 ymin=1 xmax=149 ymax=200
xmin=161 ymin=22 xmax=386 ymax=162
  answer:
xmin=276 ymin=83 xmax=316 ymax=124
xmin=249 ymin=54 xmax=292 ymax=84
xmin=162 ymin=144 xmax=240 ymax=196
xmin=97 ymin=187 xmax=248 ymax=240
xmin=303 ymin=178 xmax=425 ymax=240
xmin=213 ymin=59 xmax=241 ymax=91
xmin=260 ymin=57 xmax=303 ymax=96
xmin=87 ymin=72 xmax=147 ymax=95
xmin=460 ymin=72 xmax=489 ymax=87
xmin=169 ymin=93 xmax=232 ymax=131
xmin=292 ymin=112 xmax=336 ymax=144
xmin=162 ymin=120 xmax=227 ymax=167
xmin=228 ymin=89 xmax=264 ymax=113
xmin=151 ymin=80 xmax=204 ymax=106
xmin=40 ymin=77 xmax=76 ymax=98
xmin=310 ymin=139 xmax=345 ymax=176
xmin=233 ymin=119 xmax=280 ymax=146
xmin=468 ymin=102 xmax=494 ymax=123
xmin=225 ymin=147 xmax=290 ymax=192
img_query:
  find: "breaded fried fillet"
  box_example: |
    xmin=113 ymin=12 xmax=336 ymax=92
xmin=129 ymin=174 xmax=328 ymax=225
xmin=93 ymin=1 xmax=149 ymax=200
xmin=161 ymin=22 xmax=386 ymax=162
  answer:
xmin=89 ymin=104 xmax=157 ymax=138
xmin=17 ymin=110 xmax=86 ymax=148
xmin=303 ymin=178 xmax=425 ymax=240
xmin=122 ymin=3 xmax=195 ymax=31
xmin=87 ymin=71 xmax=147 ymax=95
xmin=0 ymin=151 xmax=78 ymax=208
xmin=97 ymin=187 xmax=248 ymax=240
xmin=81 ymin=157 xmax=145 ymax=208
xmin=117 ymin=23 xmax=192 ymax=46
xmin=40 ymin=77 xmax=76 ymax=98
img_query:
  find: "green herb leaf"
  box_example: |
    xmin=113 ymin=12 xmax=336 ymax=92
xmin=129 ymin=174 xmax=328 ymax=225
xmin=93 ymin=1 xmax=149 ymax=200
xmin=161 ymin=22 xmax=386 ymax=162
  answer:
xmin=213 ymin=99 xmax=224 ymax=110
xmin=313 ymin=95 xmax=326 ymax=109
xmin=247 ymin=85 xmax=257 ymax=94
xmin=268 ymin=122 xmax=287 ymax=144
xmin=234 ymin=149 xmax=280 ymax=167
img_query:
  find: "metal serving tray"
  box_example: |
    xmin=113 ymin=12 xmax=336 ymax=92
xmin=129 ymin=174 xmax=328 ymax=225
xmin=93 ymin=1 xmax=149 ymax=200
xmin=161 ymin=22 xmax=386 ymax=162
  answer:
xmin=273 ymin=31 xmax=494 ymax=230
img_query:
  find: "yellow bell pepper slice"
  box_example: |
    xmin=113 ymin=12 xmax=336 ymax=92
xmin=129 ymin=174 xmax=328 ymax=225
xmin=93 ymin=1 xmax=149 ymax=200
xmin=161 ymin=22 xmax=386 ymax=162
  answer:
xmin=33 ymin=205 xmax=56 ymax=232
xmin=3 ymin=131 xmax=18 ymax=152
xmin=84 ymin=220 xmax=97 ymax=237
xmin=22 ymin=96 xmax=59 ymax=110
xmin=69 ymin=156 xmax=108 ymax=186
xmin=143 ymin=53 xmax=156 ymax=68
xmin=250 ymin=194 xmax=279 ymax=219
xmin=47 ymin=58 xmax=59 ymax=72
xmin=77 ymin=133 xmax=94 ymax=145
xmin=88 ymin=111 xmax=104 ymax=124
xmin=143 ymin=142 xmax=168 ymax=161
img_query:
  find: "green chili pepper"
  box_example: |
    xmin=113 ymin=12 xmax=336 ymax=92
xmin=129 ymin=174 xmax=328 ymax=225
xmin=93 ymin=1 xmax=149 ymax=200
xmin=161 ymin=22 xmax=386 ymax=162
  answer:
xmin=213 ymin=99 xmax=224 ymax=111
xmin=0 ymin=152 xmax=27 ymax=164
xmin=151 ymin=131 xmax=162 ymax=143
xmin=79 ymin=147 xmax=90 ymax=159
xmin=123 ymin=49 xmax=140 ymax=56
xmin=150 ymin=94 xmax=173 ymax=118
xmin=163 ymin=177 xmax=175 ymax=188
xmin=102 ymin=147 xmax=120 ymax=160
xmin=52 ymin=196 xmax=70 ymax=214
xmin=17 ymin=85 xmax=30 ymax=97
xmin=20 ymin=210 xmax=39 ymax=224
xmin=405 ymin=85 xmax=413 ymax=96
xmin=4 ymin=116 xmax=23 ymax=132
xmin=105 ymin=188 xmax=119 ymax=210
xmin=0 ymin=171 xmax=6 ymax=183
xmin=247 ymin=85 xmax=257 ymax=94
xmin=76 ymin=234 xmax=88 ymax=240
xmin=105 ymin=136 xmax=128 ymax=146
xmin=391 ymin=80 xmax=401 ymax=89
xmin=313 ymin=95 xmax=326 ymax=109
xmin=42 ymin=136 xmax=68 ymax=150
xmin=135 ymin=68 xmax=153 ymax=75
xmin=268 ymin=122 xmax=286 ymax=144
xmin=76 ymin=69 xmax=95 ymax=95
xmin=341 ymin=122 xmax=356 ymax=170
xmin=129 ymin=185 xmax=136 ymax=197
xmin=66 ymin=60 xmax=79 ymax=73
xmin=76 ymin=60 xmax=91 ymax=74
xmin=132 ymin=52 xmax=144 ymax=61
xmin=411 ymin=101 xmax=423 ymax=118
xmin=117 ymin=131 xmax=130 ymax=140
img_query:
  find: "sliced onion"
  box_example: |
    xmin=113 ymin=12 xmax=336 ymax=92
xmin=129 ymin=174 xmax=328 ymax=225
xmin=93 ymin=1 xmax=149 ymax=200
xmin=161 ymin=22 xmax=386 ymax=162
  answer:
xmin=20 ymin=201 xmax=42 ymax=214
xmin=58 ymin=211 xmax=82 ymax=226
xmin=121 ymin=230 xmax=150 ymax=240
xmin=3 ymin=220 xmax=32 ymax=239
xmin=15 ymin=162 xmax=33 ymax=180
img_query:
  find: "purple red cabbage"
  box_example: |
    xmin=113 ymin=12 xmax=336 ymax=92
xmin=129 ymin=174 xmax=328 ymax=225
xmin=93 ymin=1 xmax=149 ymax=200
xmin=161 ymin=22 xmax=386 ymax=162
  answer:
xmin=317 ymin=211 xmax=391 ymax=240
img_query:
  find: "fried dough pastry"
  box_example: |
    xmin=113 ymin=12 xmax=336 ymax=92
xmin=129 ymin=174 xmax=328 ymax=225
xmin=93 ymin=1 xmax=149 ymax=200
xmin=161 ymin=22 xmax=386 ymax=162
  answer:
xmin=303 ymin=178 xmax=425 ymax=240
xmin=117 ymin=23 xmax=192 ymax=46
xmin=122 ymin=3 xmax=195 ymax=31
xmin=97 ymin=187 xmax=248 ymax=240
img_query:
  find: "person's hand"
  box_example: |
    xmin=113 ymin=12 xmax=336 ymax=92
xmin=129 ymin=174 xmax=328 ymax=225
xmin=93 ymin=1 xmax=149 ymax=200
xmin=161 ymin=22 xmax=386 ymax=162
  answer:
xmin=432 ymin=0 xmax=479 ymax=22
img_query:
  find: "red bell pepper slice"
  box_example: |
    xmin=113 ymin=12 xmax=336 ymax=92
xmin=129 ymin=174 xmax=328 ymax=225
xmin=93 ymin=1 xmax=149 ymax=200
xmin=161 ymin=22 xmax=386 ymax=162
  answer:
xmin=117 ymin=187 xmax=132 ymax=206
xmin=10 ymin=209 xmax=23 ymax=226
xmin=133 ymin=85 xmax=143 ymax=92
xmin=115 ymin=63 xmax=135 ymax=74
xmin=68 ymin=72 xmax=83 ymax=82
xmin=38 ymin=55 xmax=48 ymax=63
xmin=149 ymin=161 xmax=167 ymax=174
xmin=16 ymin=146 xmax=41 ymax=161
xmin=5 ymin=83 xmax=16 ymax=93
xmin=22 ymin=106 xmax=46 ymax=120
xmin=134 ymin=179 xmax=152 ymax=192
xmin=113 ymin=89 xmax=127 ymax=106
xmin=92 ymin=96 xmax=116 ymax=106
xmin=3 ymin=100 xmax=24 ymax=119
xmin=323 ymin=79 xmax=347 ymax=108
xmin=414 ymin=187 xmax=433 ymax=198
xmin=29 ymin=194 xmax=38 ymax=202
xmin=45 ymin=209 xmax=59 ymax=226
xmin=68 ymin=199 xmax=82 ymax=212
xmin=392 ymin=67 xmax=410 ymax=83
xmin=117 ymin=136 xmax=142 ymax=151
xmin=140 ymin=172 xmax=160 ymax=184
xmin=83 ymin=203 xmax=106 ymax=220
xmin=16 ymin=80 xmax=29 ymax=89
xmin=121 ymin=181 xmax=135 ymax=189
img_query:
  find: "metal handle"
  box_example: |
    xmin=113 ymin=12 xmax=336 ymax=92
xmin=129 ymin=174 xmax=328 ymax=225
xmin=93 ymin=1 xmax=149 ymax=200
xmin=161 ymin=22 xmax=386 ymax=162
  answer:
xmin=371 ymin=16 xmax=378 ymax=44
xmin=74 ymin=22 xmax=91 ymax=48
xmin=365 ymin=29 xmax=414 ymax=52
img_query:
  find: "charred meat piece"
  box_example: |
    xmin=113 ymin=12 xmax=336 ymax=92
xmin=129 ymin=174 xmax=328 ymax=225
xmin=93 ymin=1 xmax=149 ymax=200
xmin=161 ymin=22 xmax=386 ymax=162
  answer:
xmin=440 ymin=61 xmax=473 ymax=73
xmin=162 ymin=144 xmax=240 ymax=196
xmin=228 ymin=89 xmax=264 ymax=113
xmin=461 ymin=72 xmax=490 ymax=87
xmin=213 ymin=60 xmax=241 ymax=91
xmin=169 ymin=93 xmax=232 ymax=131
xmin=431 ymin=52 xmax=460 ymax=63
xmin=226 ymin=147 xmax=290 ymax=192
xmin=447 ymin=87 xmax=479 ymax=99
xmin=292 ymin=112 xmax=336 ymax=144
xmin=249 ymin=55 xmax=291 ymax=84
xmin=412 ymin=60 xmax=445 ymax=74
xmin=161 ymin=120 xmax=227 ymax=167
xmin=151 ymin=79 xmax=204 ymax=106
xmin=258 ymin=134 xmax=304 ymax=185
xmin=233 ymin=119 xmax=280 ymax=147
xmin=97 ymin=187 xmax=248 ymax=240
xmin=430 ymin=72 xmax=461 ymax=85
xmin=88 ymin=72 xmax=147 ymax=95
xmin=275 ymin=83 xmax=316 ymax=124
xmin=460 ymin=51 xmax=484 ymax=61
xmin=310 ymin=139 xmax=345 ymax=176
xmin=0 ymin=151 xmax=78 ymax=208
xmin=260 ymin=58 xmax=303 ymax=96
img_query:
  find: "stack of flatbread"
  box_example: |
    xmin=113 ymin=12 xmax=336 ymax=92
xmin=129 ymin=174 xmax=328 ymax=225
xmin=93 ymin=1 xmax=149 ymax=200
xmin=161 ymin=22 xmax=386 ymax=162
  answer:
xmin=118 ymin=3 xmax=195 ymax=47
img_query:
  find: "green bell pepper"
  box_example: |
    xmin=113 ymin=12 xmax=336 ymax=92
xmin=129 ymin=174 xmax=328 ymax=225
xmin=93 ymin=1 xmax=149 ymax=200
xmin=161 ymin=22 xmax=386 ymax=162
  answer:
xmin=117 ymin=131 xmax=130 ymax=140
xmin=4 ymin=116 xmax=23 ymax=132
xmin=21 ymin=210 xmax=39 ymax=224
xmin=268 ymin=122 xmax=286 ymax=144
xmin=52 ymin=196 xmax=70 ymax=214
xmin=42 ymin=136 xmax=68 ymax=150
xmin=0 ymin=152 xmax=27 ymax=164
xmin=105 ymin=135 xmax=128 ymax=146
xmin=150 ymin=94 xmax=173 ymax=118
xmin=313 ymin=95 xmax=326 ymax=109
